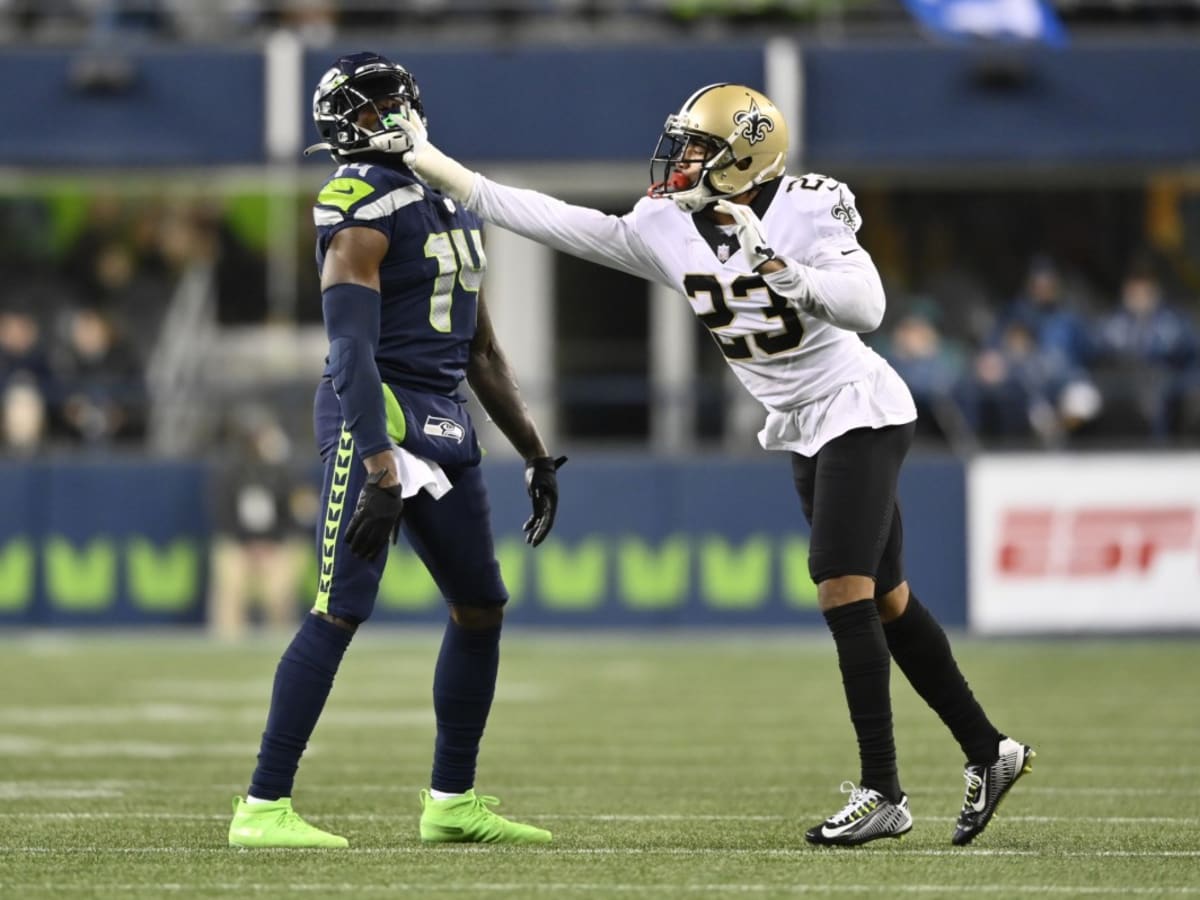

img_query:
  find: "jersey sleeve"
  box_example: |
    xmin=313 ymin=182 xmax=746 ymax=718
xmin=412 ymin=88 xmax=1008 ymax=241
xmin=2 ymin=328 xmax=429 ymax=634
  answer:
xmin=466 ymin=176 xmax=671 ymax=285
xmin=765 ymin=177 xmax=885 ymax=333
xmin=794 ymin=177 xmax=865 ymax=261
xmin=312 ymin=166 xmax=426 ymax=247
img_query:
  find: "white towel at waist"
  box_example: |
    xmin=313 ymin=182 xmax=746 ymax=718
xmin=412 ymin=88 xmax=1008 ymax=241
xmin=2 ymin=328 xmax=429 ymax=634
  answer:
xmin=393 ymin=446 xmax=452 ymax=500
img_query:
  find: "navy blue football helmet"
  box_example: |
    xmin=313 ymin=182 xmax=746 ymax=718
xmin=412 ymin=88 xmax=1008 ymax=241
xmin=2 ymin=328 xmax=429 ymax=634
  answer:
xmin=307 ymin=52 xmax=424 ymax=159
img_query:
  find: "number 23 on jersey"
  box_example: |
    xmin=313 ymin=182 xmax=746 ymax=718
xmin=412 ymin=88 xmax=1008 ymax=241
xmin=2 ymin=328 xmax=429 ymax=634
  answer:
xmin=684 ymin=273 xmax=804 ymax=360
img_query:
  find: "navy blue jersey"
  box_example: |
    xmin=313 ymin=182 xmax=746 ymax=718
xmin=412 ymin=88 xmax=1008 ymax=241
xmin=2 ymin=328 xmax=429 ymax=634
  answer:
xmin=314 ymin=161 xmax=486 ymax=395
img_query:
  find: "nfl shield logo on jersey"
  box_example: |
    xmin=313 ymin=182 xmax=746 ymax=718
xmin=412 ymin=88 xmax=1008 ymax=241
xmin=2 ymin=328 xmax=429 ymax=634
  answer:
xmin=717 ymin=243 xmax=731 ymax=263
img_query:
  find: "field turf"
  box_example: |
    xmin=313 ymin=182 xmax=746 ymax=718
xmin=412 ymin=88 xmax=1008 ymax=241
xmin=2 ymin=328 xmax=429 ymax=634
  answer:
xmin=0 ymin=630 xmax=1197 ymax=898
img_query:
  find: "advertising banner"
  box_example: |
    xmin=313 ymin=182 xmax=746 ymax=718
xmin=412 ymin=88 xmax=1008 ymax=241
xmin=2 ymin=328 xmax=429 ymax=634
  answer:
xmin=0 ymin=461 xmax=210 ymax=626
xmin=353 ymin=455 xmax=968 ymax=628
xmin=968 ymin=454 xmax=1200 ymax=633
xmin=0 ymin=455 xmax=967 ymax=629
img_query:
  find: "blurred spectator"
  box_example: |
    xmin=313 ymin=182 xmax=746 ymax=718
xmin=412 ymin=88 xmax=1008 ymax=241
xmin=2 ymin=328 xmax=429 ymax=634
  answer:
xmin=272 ymin=0 xmax=337 ymax=43
xmin=0 ymin=302 xmax=55 ymax=453
xmin=90 ymin=0 xmax=169 ymax=40
xmin=0 ymin=302 xmax=55 ymax=396
xmin=52 ymin=306 xmax=146 ymax=446
xmin=63 ymin=195 xmax=173 ymax=337
xmin=161 ymin=1 xmax=266 ymax=41
xmin=959 ymin=317 xmax=1100 ymax=446
xmin=208 ymin=405 xmax=308 ymax=641
xmin=879 ymin=300 xmax=969 ymax=445
xmin=1090 ymin=258 xmax=1200 ymax=439
xmin=0 ymin=0 xmax=85 ymax=40
xmin=2 ymin=375 xmax=47 ymax=454
xmin=194 ymin=206 xmax=269 ymax=326
xmin=991 ymin=255 xmax=1094 ymax=371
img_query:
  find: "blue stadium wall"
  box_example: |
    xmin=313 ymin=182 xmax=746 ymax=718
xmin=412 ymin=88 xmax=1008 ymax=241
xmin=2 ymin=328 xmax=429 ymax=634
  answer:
xmin=2 ymin=42 xmax=1200 ymax=166
xmin=0 ymin=456 xmax=967 ymax=628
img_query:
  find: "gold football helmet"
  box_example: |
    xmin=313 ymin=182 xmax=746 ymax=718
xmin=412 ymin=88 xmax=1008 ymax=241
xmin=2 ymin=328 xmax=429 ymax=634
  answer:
xmin=649 ymin=83 xmax=788 ymax=213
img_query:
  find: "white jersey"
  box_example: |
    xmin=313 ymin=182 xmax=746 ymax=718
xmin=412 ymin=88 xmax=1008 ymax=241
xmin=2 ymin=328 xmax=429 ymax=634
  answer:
xmin=467 ymin=173 xmax=916 ymax=455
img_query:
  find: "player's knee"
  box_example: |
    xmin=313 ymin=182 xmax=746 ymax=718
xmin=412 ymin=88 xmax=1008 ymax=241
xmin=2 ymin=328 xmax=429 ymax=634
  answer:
xmin=816 ymin=574 xmax=876 ymax=611
xmin=873 ymin=581 xmax=910 ymax=623
xmin=314 ymin=610 xmax=361 ymax=634
xmin=448 ymin=603 xmax=504 ymax=630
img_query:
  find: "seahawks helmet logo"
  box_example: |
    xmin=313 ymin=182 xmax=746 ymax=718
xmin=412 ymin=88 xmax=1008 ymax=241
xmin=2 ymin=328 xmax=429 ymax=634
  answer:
xmin=733 ymin=98 xmax=775 ymax=146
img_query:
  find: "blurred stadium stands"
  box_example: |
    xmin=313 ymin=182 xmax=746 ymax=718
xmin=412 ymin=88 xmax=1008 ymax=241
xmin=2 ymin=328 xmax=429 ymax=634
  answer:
xmin=4 ymin=1 xmax=1200 ymax=45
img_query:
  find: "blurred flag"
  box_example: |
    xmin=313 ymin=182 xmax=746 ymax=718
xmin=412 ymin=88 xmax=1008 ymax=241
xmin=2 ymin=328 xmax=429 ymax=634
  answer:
xmin=903 ymin=0 xmax=1068 ymax=46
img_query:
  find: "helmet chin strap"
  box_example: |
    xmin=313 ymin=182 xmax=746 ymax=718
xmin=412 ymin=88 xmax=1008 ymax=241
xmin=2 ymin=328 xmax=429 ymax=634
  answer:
xmin=670 ymin=183 xmax=717 ymax=214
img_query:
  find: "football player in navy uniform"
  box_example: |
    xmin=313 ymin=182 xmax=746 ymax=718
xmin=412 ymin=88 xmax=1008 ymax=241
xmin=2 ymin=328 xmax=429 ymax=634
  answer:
xmin=391 ymin=83 xmax=1034 ymax=847
xmin=228 ymin=53 xmax=562 ymax=848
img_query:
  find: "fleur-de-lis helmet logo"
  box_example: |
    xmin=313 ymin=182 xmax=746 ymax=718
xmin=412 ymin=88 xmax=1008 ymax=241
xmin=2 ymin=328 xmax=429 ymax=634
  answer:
xmin=733 ymin=98 xmax=775 ymax=146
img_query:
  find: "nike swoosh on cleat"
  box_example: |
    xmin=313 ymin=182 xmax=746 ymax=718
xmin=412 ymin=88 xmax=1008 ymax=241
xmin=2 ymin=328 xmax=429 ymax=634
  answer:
xmin=233 ymin=827 xmax=263 ymax=838
xmin=426 ymin=825 xmax=464 ymax=836
xmin=820 ymin=821 xmax=860 ymax=839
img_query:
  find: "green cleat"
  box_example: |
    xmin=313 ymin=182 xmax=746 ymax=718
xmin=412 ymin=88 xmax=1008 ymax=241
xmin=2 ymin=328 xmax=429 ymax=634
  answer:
xmin=228 ymin=796 xmax=349 ymax=849
xmin=419 ymin=789 xmax=552 ymax=844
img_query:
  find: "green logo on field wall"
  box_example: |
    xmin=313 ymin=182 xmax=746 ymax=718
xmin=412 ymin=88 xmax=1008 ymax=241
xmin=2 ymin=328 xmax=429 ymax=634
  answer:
xmin=365 ymin=533 xmax=817 ymax=612
xmin=46 ymin=537 xmax=117 ymax=610
xmin=127 ymin=539 xmax=200 ymax=612
xmin=0 ymin=532 xmax=817 ymax=617
xmin=0 ymin=537 xmax=204 ymax=614
xmin=0 ymin=539 xmax=34 ymax=611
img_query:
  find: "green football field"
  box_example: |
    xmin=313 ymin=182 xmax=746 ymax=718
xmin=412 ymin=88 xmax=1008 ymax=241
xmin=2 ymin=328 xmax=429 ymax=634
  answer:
xmin=0 ymin=630 xmax=1197 ymax=898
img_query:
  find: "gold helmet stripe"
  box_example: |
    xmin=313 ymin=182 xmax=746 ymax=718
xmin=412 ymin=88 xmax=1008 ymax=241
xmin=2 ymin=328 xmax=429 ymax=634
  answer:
xmin=679 ymin=82 xmax=733 ymax=113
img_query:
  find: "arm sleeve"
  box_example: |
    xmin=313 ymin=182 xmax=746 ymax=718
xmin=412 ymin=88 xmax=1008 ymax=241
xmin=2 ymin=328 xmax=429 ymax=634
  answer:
xmin=322 ymin=282 xmax=392 ymax=459
xmin=466 ymin=176 xmax=669 ymax=284
xmin=761 ymin=240 xmax=886 ymax=333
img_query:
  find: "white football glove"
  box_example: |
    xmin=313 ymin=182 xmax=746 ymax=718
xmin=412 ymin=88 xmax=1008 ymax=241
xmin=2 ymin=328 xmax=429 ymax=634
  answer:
xmin=714 ymin=199 xmax=776 ymax=271
xmin=375 ymin=111 xmax=476 ymax=202
xmin=367 ymin=109 xmax=426 ymax=159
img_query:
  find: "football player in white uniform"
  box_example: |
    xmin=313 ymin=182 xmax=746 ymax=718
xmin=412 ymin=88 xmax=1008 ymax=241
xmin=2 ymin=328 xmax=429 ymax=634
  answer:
xmin=387 ymin=82 xmax=1034 ymax=847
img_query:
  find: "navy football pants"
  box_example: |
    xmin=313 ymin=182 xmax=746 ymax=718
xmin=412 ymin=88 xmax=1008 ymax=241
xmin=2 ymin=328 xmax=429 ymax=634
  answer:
xmin=312 ymin=380 xmax=508 ymax=622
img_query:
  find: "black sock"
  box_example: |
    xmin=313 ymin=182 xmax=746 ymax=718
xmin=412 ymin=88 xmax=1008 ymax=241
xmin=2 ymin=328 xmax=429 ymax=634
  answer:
xmin=823 ymin=599 xmax=901 ymax=803
xmin=431 ymin=618 xmax=501 ymax=794
xmin=883 ymin=594 xmax=1002 ymax=766
xmin=249 ymin=613 xmax=353 ymax=800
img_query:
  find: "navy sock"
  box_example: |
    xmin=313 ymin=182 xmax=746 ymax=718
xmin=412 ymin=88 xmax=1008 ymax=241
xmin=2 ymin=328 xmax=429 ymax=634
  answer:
xmin=248 ymin=614 xmax=353 ymax=800
xmin=823 ymin=599 xmax=901 ymax=803
xmin=430 ymin=618 xmax=501 ymax=794
xmin=883 ymin=594 xmax=1002 ymax=766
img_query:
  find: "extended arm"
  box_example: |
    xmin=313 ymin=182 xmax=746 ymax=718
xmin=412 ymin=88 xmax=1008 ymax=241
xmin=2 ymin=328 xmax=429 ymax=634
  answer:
xmin=395 ymin=114 xmax=666 ymax=282
xmin=467 ymin=178 xmax=666 ymax=282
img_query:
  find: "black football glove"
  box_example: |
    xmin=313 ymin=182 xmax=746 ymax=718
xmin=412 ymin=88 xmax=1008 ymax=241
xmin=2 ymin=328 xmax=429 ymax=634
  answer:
xmin=344 ymin=469 xmax=404 ymax=561
xmin=523 ymin=455 xmax=567 ymax=547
